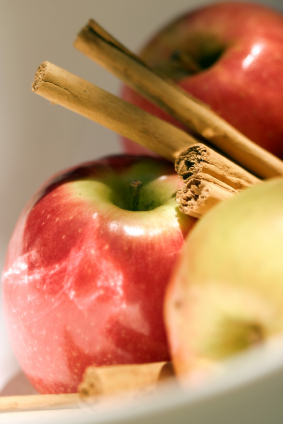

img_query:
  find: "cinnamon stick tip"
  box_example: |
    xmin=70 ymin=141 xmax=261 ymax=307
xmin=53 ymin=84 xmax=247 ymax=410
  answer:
xmin=32 ymin=61 xmax=49 ymax=92
xmin=73 ymin=19 xmax=94 ymax=47
xmin=87 ymin=18 xmax=96 ymax=27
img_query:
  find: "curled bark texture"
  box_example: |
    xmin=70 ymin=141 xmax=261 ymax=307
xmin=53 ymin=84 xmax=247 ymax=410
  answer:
xmin=74 ymin=19 xmax=283 ymax=179
xmin=175 ymin=144 xmax=261 ymax=218
xmin=176 ymin=176 xmax=236 ymax=219
xmin=78 ymin=362 xmax=174 ymax=397
xmin=32 ymin=61 xmax=197 ymax=162
xmin=175 ymin=144 xmax=260 ymax=189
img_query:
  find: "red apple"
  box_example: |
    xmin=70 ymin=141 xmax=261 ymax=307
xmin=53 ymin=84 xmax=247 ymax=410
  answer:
xmin=164 ymin=178 xmax=283 ymax=381
xmin=122 ymin=2 xmax=283 ymax=158
xmin=2 ymin=155 xmax=195 ymax=394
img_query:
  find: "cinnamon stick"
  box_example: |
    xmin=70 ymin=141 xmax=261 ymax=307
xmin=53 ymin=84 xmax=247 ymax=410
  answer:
xmin=32 ymin=62 xmax=261 ymax=191
xmin=32 ymin=61 xmax=198 ymax=162
xmin=175 ymin=144 xmax=261 ymax=190
xmin=74 ymin=19 xmax=142 ymax=64
xmin=74 ymin=19 xmax=283 ymax=180
xmin=73 ymin=19 xmax=215 ymax=109
xmin=0 ymin=393 xmax=80 ymax=412
xmin=0 ymin=362 xmax=174 ymax=411
xmin=32 ymin=61 xmax=264 ymax=218
xmin=175 ymin=144 xmax=261 ymax=217
xmin=176 ymin=176 xmax=237 ymax=219
xmin=78 ymin=362 xmax=174 ymax=397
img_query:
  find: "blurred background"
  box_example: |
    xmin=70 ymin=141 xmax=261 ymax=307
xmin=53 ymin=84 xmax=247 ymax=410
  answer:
xmin=1 ymin=0 xmax=283 ymax=392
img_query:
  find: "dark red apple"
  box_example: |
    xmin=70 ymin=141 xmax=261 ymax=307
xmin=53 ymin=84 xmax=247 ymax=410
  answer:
xmin=122 ymin=2 xmax=283 ymax=158
xmin=2 ymin=155 xmax=195 ymax=394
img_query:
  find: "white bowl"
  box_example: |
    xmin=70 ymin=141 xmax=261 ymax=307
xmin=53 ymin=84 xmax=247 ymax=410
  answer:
xmin=2 ymin=338 xmax=283 ymax=423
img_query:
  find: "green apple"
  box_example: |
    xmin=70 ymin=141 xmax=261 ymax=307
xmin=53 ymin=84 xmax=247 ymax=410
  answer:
xmin=165 ymin=178 xmax=283 ymax=378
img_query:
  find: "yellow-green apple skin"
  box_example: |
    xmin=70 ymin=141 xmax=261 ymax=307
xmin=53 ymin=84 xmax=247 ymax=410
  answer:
xmin=2 ymin=155 xmax=195 ymax=394
xmin=165 ymin=178 xmax=283 ymax=378
xmin=122 ymin=2 xmax=283 ymax=158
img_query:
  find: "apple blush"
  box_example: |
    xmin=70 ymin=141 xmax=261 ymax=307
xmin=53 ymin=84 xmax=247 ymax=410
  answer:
xmin=2 ymin=155 xmax=195 ymax=394
xmin=122 ymin=2 xmax=283 ymax=159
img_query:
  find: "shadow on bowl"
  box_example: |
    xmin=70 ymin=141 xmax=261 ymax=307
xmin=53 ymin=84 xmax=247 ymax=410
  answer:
xmin=0 ymin=371 xmax=38 ymax=397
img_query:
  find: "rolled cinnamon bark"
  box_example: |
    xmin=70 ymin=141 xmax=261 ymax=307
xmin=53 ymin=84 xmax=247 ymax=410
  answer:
xmin=0 ymin=393 xmax=80 ymax=412
xmin=32 ymin=62 xmax=261 ymax=190
xmin=175 ymin=144 xmax=261 ymax=218
xmin=0 ymin=362 xmax=174 ymax=411
xmin=74 ymin=19 xmax=283 ymax=179
xmin=176 ymin=176 xmax=237 ymax=219
xmin=78 ymin=361 xmax=174 ymax=397
xmin=32 ymin=62 xmax=263 ymax=219
xmin=175 ymin=144 xmax=261 ymax=190
xmin=32 ymin=61 xmax=198 ymax=162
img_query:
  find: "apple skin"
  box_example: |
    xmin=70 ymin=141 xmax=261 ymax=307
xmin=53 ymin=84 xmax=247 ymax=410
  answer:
xmin=1 ymin=155 xmax=195 ymax=394
xmin=122 ymin=2 xmax=283 ymax=158
xmin=164 ymin=178 xmax=283 ymax=380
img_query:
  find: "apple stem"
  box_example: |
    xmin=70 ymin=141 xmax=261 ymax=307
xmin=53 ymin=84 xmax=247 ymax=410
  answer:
xmin=154 ymin=51 xmax=203 ymax=80
xmin=129 ymin=180 xmax=143 ymax=211
xmin=171 ymin=51 xmax=203 ymax=74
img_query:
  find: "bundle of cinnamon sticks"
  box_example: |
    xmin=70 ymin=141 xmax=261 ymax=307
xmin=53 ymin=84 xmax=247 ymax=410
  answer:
xmin=32 ymin=19 xmax=283 ymax=218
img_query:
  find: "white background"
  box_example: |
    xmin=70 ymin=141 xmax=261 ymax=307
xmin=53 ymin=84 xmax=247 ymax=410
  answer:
xmin=1 ymin=0 xmax=283 ymax=393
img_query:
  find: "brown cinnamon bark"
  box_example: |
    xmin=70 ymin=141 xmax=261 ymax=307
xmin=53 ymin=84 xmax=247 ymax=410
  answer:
xmin=0 ymin=393 xmax=80 ymax=411
xmin=32 ymin=62 xmax=263 ymax=218
xmin=74 ymin=19 xmax=283 ymax=179
xmin=32 ymin=62 xmax=261 ymax=187
xmin=0 ymin=362 xmax=174 ymax=411
xmin=176 ymin=176 xmax=237 ymax=219
xmin=32 ymin=61 xmax=198 ymax=162
xmin=78 ymin=362 xmax=174 ymax=397
xmin=175 ymin=144 xmax=261 ymax=218
xmin=175 ymin=144 xmax=261 ymax=190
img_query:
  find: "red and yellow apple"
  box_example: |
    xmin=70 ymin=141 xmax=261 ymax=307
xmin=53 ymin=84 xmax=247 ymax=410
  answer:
xmin=165 ymin=178 xmax=283 ymax=380
xmin=122 ymin=2 xmax=283 ymax=158
xmin=2 ymin=155 xmax=195 ymax=394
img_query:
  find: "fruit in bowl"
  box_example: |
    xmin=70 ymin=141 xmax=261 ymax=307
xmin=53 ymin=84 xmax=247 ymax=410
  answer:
xmin=165 ymin=178 xmax=283 ymax=379
xmin=122 ymin=2 xmax=283 ymax=158
xmin=1 ymin=154 xmax=195 ymax=394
